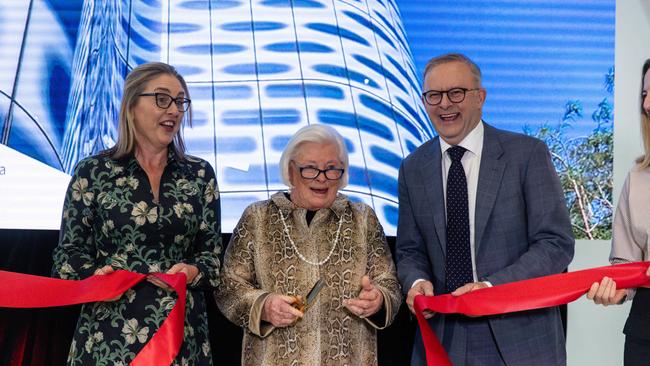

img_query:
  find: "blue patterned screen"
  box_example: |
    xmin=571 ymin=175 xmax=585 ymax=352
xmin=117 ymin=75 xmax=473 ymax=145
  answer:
xmin=0 ymin=0 xmax=614 ymax=236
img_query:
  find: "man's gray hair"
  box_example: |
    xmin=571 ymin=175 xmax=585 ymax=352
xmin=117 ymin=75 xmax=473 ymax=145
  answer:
xmin=279 ymin=124 xmax=349 ymax=188
xmin=423 ymin=53 xmax=482 ymax=86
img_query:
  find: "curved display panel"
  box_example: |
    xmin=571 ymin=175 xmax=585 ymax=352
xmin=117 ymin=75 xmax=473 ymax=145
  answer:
xmin=0 ymin=0 xmax=614 ymax=238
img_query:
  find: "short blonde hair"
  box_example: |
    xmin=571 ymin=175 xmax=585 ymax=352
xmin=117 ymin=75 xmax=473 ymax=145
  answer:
xmin=109 ymin=62 xmax=192 ymax=159
xmin=636 ymin=58 xmax=650 ymax=169
xmin=279 ymin=124 xmax=349 ymax=188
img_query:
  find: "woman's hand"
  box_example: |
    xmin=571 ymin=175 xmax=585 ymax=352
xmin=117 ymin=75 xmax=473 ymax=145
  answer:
xmin=587 ymin=266 xmax=650 ymax=305
xmin=166 ymin=263 xmax=199 ymax=283
xmin=261 ymin=293 xmax=303 ymax=327
xmin=586 ymin=276 xmax=626 ymax=306
xmin=94 ymin=265 xmax=121 ymax=301
xmin=344 ymin=275 xmax=383 ymax=318
xmin=94 ymin=265 xmax=115 ymax=276
xmin=147 ymin=263 xmax=199 ymax=290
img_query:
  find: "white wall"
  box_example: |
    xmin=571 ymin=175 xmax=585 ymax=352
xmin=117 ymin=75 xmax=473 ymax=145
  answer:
xmin=566 ymin=1 xmax=650 ymax=365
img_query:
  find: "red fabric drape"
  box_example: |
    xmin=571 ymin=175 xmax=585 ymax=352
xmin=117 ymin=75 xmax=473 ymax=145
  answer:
xmin=414 ymin=262 xmax=650 ymax=366
xmin=0 ymin=270 xmax=186 ymax=366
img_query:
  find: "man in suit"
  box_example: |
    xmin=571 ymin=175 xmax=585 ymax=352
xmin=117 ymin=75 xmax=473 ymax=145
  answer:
xmin=396 ymin=53 xmax=574 ymax=365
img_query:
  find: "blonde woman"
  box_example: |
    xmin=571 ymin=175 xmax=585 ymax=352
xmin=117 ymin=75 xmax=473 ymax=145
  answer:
xmin=52 ymin=62 xmax=221 ymax=365
xmin=588 ymin=58 xmax=650 ymax=365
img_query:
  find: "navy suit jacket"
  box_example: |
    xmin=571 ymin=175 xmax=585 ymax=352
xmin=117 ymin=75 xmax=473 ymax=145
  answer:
xmin=396 ymin=123 xmax=574 ymax=365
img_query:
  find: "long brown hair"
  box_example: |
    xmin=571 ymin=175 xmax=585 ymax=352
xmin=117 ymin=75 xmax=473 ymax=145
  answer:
xmin=635 ymin=59 xmax=650 ymax=169
xmin=108 ymin=62 xmax=192 ymax=160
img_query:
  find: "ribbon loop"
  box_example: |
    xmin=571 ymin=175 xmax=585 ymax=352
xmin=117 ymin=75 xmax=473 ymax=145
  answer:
xmin=414 ymin=262 xmax=650 ymax=365
xmin=0 ymin=270 xmax=186 ymax=366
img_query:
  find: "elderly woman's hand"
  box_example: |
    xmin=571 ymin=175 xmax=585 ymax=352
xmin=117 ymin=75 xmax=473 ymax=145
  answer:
xmin=262 ymin=293 xmax=304 ymax=327
xmin=344 ymin=275 xmax=383 ymax=318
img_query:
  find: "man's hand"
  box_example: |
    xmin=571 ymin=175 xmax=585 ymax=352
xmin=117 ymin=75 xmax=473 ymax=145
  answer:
xmin=344 ymin=275 xmax=384 ymax=318
xmin=451 ymin=282 xmax=488 ymax=297
xmin=407 ymin=280 xmax=435 ymax=319
xmin=450 ymin=282 xmax=489 ymax=317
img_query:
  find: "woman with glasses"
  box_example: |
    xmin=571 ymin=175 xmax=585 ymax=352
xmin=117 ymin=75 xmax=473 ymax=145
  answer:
xmin=52 ymin=62 xmax=221 ymax=365
xmin=215 ymin=124 xmax=401 ymax=365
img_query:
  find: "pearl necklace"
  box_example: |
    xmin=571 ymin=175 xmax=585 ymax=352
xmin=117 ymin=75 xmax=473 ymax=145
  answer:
xmin=277 ymin=207 xmax=343 ymax=266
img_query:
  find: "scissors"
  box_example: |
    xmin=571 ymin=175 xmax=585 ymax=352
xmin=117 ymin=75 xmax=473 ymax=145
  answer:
xmin=292 ymin=278 xmax=325 ymax=313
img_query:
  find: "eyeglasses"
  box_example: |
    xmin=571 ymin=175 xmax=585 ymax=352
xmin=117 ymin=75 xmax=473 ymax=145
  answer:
xmin=139 ymin=92 xmax=191 ymax=112
xmin=293 ymin=162 xmax=345 ymax=180
xmin=421 ymin=87 xmax=480 ymax=106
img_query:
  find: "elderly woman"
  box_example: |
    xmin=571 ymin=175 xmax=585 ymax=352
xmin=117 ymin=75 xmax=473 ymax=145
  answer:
xmin=52 ymin=62 xmax=221 ymax=365
xmin=587 ymin=58 xmax=650 ymax=365
xmin=215 ymin=124 xmax=401 ymax=365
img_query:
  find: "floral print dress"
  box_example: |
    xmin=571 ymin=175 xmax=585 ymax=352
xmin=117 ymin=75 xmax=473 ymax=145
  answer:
xmin=52 ymin=150 xmax=221 ymax=366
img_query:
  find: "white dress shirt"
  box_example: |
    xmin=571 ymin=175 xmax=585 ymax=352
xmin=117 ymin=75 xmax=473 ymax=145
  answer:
xmin=411 ymin=121 xmax=486 ymax=290
xmin=439 ymin=121 xmax=484 ymax=282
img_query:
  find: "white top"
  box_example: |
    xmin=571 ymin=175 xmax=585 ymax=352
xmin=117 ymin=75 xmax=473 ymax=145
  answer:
xmin=610 ymin=165 xmax=650 ymax=300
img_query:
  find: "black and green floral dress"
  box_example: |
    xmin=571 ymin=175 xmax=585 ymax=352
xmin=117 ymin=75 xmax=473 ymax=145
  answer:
xmin=52 ymin=149 xmax=221 ymax=366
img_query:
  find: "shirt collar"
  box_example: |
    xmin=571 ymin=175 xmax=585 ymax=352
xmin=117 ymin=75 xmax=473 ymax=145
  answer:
xmin=440 ymin=120 xmax=484 ymax=157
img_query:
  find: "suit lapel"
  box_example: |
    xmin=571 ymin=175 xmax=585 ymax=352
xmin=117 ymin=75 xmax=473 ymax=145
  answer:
xmin=417 ymin=138 xmax=447 ymax=255
xmin=475 ymin=124 xmax=506 ymax=252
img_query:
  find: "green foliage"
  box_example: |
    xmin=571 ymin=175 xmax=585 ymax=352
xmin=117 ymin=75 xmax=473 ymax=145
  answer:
xmin=525 ymin=69 xmax=613 ymax=240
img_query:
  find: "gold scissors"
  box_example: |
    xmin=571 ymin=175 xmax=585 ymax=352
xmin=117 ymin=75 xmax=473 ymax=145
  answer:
xmin=292 ymin=278 xmax=325 ymax=313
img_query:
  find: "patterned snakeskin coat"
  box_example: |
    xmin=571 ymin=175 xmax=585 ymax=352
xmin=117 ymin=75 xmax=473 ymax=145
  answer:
xmin=215 ymin=192 xmax=401 ymax=366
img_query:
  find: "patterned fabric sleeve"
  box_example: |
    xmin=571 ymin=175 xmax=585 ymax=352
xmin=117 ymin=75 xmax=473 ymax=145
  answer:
xmin=187 ymin=163 xmax=222 ymax=289
xmin=362 ymin=205 xmax=402 ymax=329
xmin=52 ymin=158 xmax=99 ymax=280
xmin=214 ymin=203 xmax=270 ymax=336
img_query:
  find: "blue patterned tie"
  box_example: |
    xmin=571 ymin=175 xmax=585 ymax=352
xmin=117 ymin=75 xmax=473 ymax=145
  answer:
xmin=445 ymin=146 xmax=473 ymax=293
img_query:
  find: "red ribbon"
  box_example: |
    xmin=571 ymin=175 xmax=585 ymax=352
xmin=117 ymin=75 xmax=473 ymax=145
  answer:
xmin=0 ymin=270 xmax=186 ymax=366
xmin=414 ymin=261 xmax=650 ymax=366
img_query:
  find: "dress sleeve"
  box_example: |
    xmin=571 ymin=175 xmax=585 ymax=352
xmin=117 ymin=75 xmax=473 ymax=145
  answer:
xmin=363 ymin=206 xmax=402 ymax=329
xmin=213 ymin=204 xmax=272 ymax=337
xmin=187 ymin=165 xmax=222 ymax=289
xmin=52 ymin=159 xmax=99 ymax=280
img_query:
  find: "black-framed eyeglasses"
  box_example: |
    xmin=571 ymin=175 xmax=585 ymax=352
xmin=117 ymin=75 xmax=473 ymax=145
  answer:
xmin=293 ymin=162 xmax=345 ymax=180
xmin=421 ymin=87 xmax=480 ymax=106
xmin=139 ymin=92 xmax=191 ymax=112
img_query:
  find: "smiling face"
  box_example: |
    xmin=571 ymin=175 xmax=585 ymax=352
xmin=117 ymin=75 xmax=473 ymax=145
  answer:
xmin=131 ymin=73 xmax=186 ymax=153
xmin=422 ymin=61 xmax=486 ymax=145
xmin=289 ymin=141 xmax=343 ymax=210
